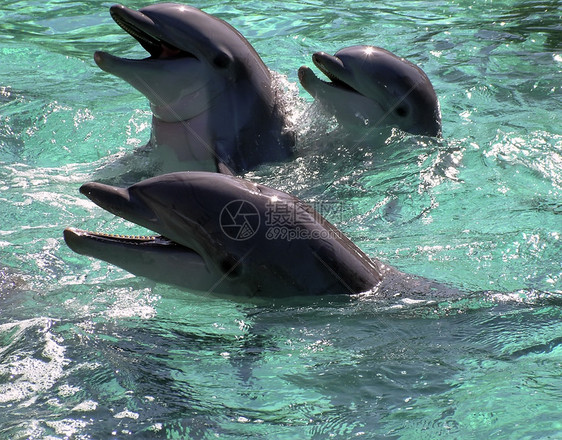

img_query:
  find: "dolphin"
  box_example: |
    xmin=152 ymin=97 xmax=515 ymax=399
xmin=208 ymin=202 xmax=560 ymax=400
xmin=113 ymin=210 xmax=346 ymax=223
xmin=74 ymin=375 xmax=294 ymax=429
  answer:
xmin=64 ymin=172 xmax=455 ymax=299
xmin=94 ymin=3 xmax=294 ymax=174
xmin=298 ymin=45 xmax=442 ymax=137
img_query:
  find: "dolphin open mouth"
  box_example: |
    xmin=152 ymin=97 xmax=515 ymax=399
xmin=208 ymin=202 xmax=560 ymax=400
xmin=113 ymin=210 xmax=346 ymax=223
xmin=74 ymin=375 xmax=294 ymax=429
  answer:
xmin=63 ymin=223 xmax=196 ymax=263
xmin=64 ymin=228 xmax=178 ymax=249
xmin=300 ymin=52 xmax=361 ymax=95
xmin=104 ymin=4 xmax=195 ymax=60
xmin=63 ymin=224 xmax=207 ymax=291
xmin=63 ymin=180 xmax=200 ymax=258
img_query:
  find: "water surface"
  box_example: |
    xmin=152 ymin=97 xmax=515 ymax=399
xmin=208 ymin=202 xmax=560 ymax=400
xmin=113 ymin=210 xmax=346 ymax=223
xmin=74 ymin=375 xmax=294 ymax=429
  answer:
xmin=0 ymin=0 xmax=561 ymax=438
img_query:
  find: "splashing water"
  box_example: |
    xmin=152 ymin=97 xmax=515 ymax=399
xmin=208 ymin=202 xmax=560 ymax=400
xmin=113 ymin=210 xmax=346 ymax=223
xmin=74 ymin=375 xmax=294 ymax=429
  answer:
xmin=0 ymin=0 xmax=561 ymax=438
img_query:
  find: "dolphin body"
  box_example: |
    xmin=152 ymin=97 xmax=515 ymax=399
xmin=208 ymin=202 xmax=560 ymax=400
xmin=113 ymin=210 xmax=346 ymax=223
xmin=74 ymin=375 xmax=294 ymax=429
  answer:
xmin=94 ymin=3 xmax=294 ymax=174
xmin=298 ymin=45 xmax=442 ymax=137
xmin=64 ymin=172 xmax=454 ymax=299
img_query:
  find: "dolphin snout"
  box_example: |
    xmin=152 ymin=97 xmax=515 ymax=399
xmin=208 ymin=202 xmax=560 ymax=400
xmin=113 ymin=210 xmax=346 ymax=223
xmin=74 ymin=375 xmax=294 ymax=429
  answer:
xmin=80 ymin=182 xmax=129 ymax=202
xmin=79 ymin=182 xmax=132 ymax=219
xmin=312 ymin=52 xmax=328 ymax=65
xmin=298 ymin=66 xmax=312 ymax=83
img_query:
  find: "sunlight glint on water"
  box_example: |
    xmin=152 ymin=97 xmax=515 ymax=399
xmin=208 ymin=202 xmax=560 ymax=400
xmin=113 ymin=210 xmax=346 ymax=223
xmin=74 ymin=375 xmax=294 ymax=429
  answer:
xmin=0 ymin=0 xmax=561 ymax=438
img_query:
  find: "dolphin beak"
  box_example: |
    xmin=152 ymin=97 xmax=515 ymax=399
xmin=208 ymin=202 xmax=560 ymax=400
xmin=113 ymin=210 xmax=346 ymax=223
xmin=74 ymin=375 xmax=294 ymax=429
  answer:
xmin=311 ymin=52 xmax=345 ymax=81
xmin=79 ymin=182 xmax=158 ymax=227
xmin=297 ymin=65 xmax=317 ymax=93
xmin=63 ymin=177 xmax=235 ymax=293
xmin=96 ymin=3 xmax=196 ymax=66
xmin=65 ymin=180 xmax=206 ymax=266
xmin=298 ymin=52 xmax=359 ymax=96
xmin=81 ymin=182 xmax=131 ymax=220
xmin=108 ymin=4 xmax=164 ymax=57
xmin=64 ymin=183 xmax=183 ymax=260
xmin=80 ymin=181 xmax=129 ymax=204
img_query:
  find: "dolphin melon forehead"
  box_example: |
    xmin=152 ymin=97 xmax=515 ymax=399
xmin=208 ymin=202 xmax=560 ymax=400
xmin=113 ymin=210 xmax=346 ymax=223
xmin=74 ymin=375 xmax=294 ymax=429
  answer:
xmin=335 ymin=46 xmax=433 ymax=90
xmin=136 ymin=3 xmax=249 ymax=59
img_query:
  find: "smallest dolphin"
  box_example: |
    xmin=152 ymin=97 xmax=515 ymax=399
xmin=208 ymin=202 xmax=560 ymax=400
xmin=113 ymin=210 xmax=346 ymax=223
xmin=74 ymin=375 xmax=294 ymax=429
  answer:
xmin=299 ymin=45 xmax=441 ymax=137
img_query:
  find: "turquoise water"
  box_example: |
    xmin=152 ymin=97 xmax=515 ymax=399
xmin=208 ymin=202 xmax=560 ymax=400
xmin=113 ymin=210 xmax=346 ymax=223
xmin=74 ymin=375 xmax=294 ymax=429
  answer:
xmin=1 ymin=0 xmax=561 ymax=438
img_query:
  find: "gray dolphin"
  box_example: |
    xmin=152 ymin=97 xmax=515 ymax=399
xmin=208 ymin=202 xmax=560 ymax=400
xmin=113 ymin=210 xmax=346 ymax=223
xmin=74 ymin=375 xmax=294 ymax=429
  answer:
xmin=64 ymin=172 xmax=454 ymax=299
xmin=298 ymin=45 xmax=442 ymax=137
xmin=94 ymin=3 xmax=294 ymax=174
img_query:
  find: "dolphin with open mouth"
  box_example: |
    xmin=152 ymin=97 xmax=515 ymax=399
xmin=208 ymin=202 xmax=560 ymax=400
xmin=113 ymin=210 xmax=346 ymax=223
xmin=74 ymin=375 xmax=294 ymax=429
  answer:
xmin=64 ymin=172 xmax=455 ymax=299
xmin=94 ymin=3 xmax=294 ymax=174
xmin=298 ymin=45 xmax=442 ymax=137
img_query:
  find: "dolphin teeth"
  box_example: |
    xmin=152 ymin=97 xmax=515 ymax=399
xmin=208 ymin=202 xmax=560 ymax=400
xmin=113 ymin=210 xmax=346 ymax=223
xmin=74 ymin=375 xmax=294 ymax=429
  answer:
xmin=111 ymin=13 xmax=162 ymax=57
xmin=311 ymin=53 xmax=361 ymax=94
xmin=91 ymin=231 xmax=159 ymax=242
xmin=108 ymin=12 xmax=195 ymax=60
xmin=316 ymin=69 xmax=359 ymax=94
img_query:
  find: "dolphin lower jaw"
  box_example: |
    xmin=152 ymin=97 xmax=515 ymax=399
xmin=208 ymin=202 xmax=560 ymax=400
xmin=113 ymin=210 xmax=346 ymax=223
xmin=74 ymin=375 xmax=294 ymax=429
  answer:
xmin=298 ymin=66 xmax=362 ymax=99
xmin=95 ymin=6 xmax=200 ymax=87
xmin=298 ymin=66 xmax=389 ymax=127
xmin=63 ymin=227 xmax=224 ymax=291
xmin=300 ymin=73 xmax=424 ymax=133
xmin=300 ymin=70 xmax=387 ymax=127
xmin=63 ymin=228 xmax=263 ymax=296
xmin=64 ymin=228 xmax=179 ymax=253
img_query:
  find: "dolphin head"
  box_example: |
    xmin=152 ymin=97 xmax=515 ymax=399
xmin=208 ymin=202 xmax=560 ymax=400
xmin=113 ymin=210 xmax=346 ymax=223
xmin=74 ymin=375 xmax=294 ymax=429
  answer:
xmin=298 ymin=45 xmax=442 ymax=137
xmin=64 ymin=172 xmax=382 ymax=297
xmin=94 ymin=3 xmax=271 ymax=122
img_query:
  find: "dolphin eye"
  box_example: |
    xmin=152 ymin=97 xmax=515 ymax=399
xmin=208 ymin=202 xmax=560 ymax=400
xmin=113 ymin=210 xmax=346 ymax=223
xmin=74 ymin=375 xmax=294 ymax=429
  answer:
xmin=220 ymin=256 xmax=241 ymax=278
xmin=395 ymin=105 xmax=409 ymax=117
xmin=213 ymin=53 xmax=232 ymax=69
